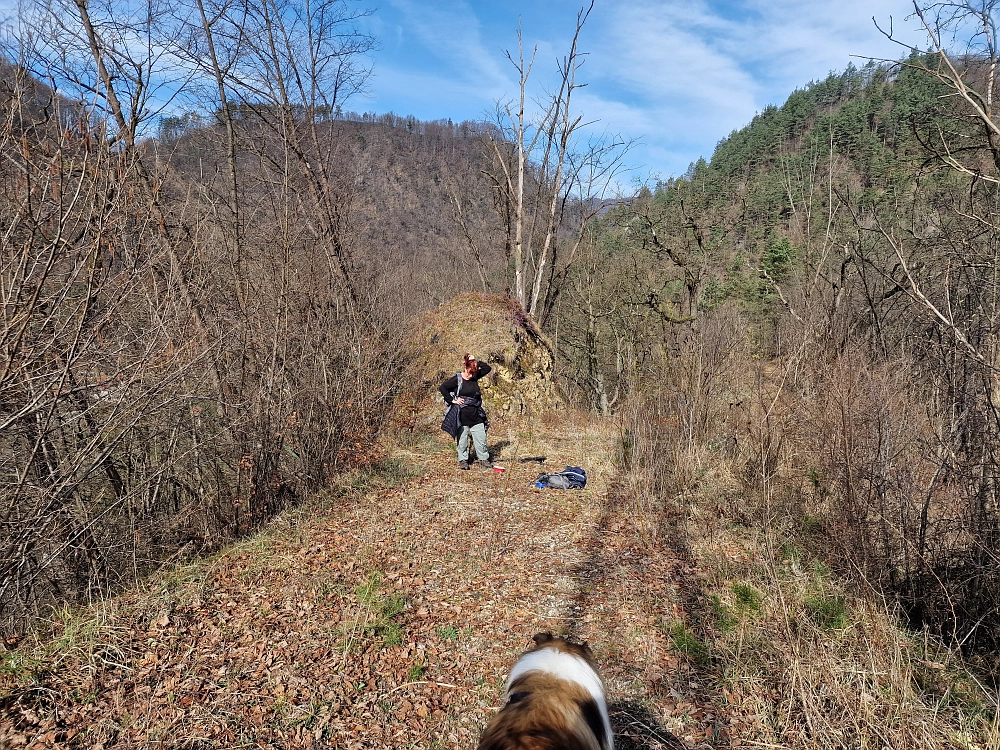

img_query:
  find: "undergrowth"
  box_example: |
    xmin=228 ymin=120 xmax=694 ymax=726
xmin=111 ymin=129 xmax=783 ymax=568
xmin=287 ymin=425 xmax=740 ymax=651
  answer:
xmin=0 ymin=454 xmax=420 ymax=695
xmin=701 ymin=522 xmax=998 ymax=749
xmin=616 ymin=379 xmax=1000 ymax=750
xmin=652 ymin=478 xmax=1000 ymax=749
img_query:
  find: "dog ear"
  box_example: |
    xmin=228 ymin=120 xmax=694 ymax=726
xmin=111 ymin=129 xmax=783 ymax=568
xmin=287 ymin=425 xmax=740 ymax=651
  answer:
xmin=531 ymin=632 xmax=553 ymax=646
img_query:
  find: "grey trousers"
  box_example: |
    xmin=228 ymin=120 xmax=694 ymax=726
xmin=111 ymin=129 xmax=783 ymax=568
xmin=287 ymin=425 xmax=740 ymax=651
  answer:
xmin=457 ymin=423 xmax=489 ymax=462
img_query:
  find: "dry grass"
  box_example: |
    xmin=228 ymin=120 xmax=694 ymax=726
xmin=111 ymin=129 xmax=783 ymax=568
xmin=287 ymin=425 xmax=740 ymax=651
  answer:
xmin=3 ymin=383 xmax=998 ymax=750
xmin=689 ymin=512 xmax=1000 ymax=749
xmin=615 ymin=343 xmax=1000 ymax=750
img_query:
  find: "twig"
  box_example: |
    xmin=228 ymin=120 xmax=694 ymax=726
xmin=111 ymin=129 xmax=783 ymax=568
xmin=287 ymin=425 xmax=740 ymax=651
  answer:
xmin=759 ymin=267 xmax=805 ymax=325
xmin=381 ymin=680 xmax=460 ymax=698
xmin=615 ymin=709 xmax=679 ymax=744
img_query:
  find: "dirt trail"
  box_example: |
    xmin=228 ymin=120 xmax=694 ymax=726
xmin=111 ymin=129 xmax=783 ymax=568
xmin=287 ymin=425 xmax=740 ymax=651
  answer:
xmin=1 ymin=413 xmax=718 ymax=749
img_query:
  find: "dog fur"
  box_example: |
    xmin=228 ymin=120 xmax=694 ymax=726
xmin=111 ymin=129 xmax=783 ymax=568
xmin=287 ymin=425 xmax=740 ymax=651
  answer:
xmin=477 ymin=633 xmax=613 ymax=750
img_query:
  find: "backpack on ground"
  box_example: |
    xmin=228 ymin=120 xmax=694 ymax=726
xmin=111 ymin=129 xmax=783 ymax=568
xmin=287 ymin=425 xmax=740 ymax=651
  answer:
xmin=535 ymin=466 xmax=587 ymax=490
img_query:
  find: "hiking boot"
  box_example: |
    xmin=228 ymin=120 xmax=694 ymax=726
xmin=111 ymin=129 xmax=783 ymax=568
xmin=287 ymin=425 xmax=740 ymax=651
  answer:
xmin=480 ymin=460 xmax=494 ymax=470
xmin=458 ymin=460 xmax=470 ymax=470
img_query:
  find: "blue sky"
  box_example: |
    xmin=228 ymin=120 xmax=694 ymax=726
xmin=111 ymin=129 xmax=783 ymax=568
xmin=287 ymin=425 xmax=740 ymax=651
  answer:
xmin=0 ymin=0 xmax=927 ymax=182
xmin=358 ymin=0 xmax=926 ymax=182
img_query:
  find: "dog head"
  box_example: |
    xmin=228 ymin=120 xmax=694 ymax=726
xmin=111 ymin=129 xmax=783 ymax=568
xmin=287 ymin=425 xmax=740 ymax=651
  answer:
xmin=527 ymin=632 xmax=596 ymax=662
xmin=477 ymin=633 xmax=613 ymax=750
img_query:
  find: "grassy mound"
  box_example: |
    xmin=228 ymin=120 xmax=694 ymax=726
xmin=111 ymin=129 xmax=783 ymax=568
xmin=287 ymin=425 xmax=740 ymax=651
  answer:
xmin=406 ymin=293 xmax=563 ymax=414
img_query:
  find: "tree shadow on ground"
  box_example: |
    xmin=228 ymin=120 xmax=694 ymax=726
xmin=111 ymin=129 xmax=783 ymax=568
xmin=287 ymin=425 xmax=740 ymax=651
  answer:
xmin=610 ymin=699 xmax=686 ymax=750
xmin=487 ymin=440 xmax=547 ymax=463
xmin=561 ymin=485 xmax=722 ymax=750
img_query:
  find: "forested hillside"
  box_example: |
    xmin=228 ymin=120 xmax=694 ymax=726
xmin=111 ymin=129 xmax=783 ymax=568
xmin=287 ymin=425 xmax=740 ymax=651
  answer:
xmin=562 ymin=54 xmax=1000 ymax=657
xmin=154 ymin=112 xmax=504 ymax=312
xmin=3 ymin=0 xmax=1000 ymax=747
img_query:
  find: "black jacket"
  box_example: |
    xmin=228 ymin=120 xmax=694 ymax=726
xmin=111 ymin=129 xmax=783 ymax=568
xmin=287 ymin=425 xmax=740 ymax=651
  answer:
xmin=439 ymin=362 xmax=492 ymax=427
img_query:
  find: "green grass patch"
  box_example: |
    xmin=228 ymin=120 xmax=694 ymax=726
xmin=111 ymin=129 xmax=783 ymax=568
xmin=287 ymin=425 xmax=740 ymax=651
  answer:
xmin=354 ymin=571 xmax=408 ymax=647
xmin=779 ymin=540 xmax=802 ymax=563
xmin=732 ymin=582 xmax=762 ymax=613
xmin=435 ymin=625 xmax=459 ymax=640
xmin=356 ymin=571 xmax=383 ymax=605
xmin=665 ymin=621 xmax=710 ymax=665
xmin=0 ymin=649 xmax=43 ymax=680
xmin=408 ymin=661 xmax=427 ymax=681
xmin=809 ymin=559 xmax=832 ymax=580
xmin=380 ymin=622 xmax=404 ymax=646
xmin=803 ymin=593 xmax=847 ymax=630
xmin=709 ymin=595 xmax=738 ymax=634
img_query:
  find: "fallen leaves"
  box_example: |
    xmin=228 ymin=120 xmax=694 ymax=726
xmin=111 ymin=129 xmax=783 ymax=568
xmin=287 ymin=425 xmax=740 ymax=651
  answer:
xmin=0 ymin=415 xmax=711 ymax=749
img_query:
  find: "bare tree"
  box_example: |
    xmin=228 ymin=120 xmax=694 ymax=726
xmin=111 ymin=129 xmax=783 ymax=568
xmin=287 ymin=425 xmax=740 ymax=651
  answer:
xmin=0 ymin=56 xmax=211 ymax=628
xmin=218 ymin=0 xmax=376 ymax=316
xmin=0 ymin=0 xmax=391 ymax=633
xmin=486 ymin=1 xmax=630 ymax=326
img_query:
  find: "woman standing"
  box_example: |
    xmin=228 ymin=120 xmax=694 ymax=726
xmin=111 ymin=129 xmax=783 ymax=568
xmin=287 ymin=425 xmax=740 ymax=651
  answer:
xmin=440 ymin=354 xmax=493 ymax=469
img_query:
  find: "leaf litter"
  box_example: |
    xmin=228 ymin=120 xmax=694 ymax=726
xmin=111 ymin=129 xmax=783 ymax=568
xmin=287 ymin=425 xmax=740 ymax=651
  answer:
xmin=1 ymin=412 xmax=716 ymax=749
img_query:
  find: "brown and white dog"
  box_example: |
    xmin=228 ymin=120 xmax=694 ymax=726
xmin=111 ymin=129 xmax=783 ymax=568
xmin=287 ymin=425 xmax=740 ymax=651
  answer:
xmin=477 ymin=633 xmax=613 ymax=750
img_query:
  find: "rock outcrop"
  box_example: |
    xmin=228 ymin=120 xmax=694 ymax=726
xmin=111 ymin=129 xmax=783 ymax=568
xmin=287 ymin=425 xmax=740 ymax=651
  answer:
xmin=407 ymin=294 xmax=563 ymax=414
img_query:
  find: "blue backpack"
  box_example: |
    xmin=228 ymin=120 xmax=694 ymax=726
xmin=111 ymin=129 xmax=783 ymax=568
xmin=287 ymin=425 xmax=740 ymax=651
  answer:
xmin=536 ymin=466 xmax=587 ymax=489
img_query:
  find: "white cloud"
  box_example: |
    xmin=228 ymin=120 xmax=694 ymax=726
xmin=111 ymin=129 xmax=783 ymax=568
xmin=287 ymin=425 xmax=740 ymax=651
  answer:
xmin=736 ymin=0 xmax=926 ymax=80
xmin=384 ymin=0 xmax=513 ymax=95
xmin=576 ymin=0 xmax=923 ymax=177
xmin=603 ymin=0 xmax=924 ymax=97
xmin=361 ymin=0 xmax=931 ymax=179
xmin=598 ymin=2 xmax=760 ymax=110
